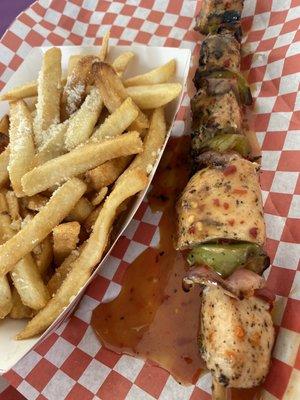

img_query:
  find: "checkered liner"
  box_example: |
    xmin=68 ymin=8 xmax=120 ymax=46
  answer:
xmin=0 ymin=0 xmax=299 ymax=399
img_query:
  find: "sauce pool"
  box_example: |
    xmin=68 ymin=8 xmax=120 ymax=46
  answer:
xmin=91 ymin=137 xmax=262 ymax=398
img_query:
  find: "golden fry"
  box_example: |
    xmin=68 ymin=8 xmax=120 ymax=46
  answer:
xmin=0 ymin=146 xmax=9 ymax=188
xmin=32 ymin=235 xmax=53 ymax=277
xmin=66 ymin=197 xmax=93 ymax=223
xmin=0 ymin=178 xmax=86 ymax=276
xmin=17 ymin=168 xmax=148 ymax=339
xmin=0 ymin=192 xmax=8 ymax=213
xmin=94 ymin=62 xmax=149 ymax=131
xmin=22 ymin=131 xmax=143 ymax=196
xmin=34 ymin=48 xmax=62 ymax=147
xmin=5 ymin=190 xmax=21 ymax=230
xmin=61 ymin=55 xmax=98 ymax=120
xmin=0 ymin=275 xmax=12 ymax=319
xmin=53 ymin=221 xmax=80 ymax=265
xmin=99 ymin=31 xmax=110 ymax=61
xmin=124 ymin=59 xmax=176 ymax=87
xmin=126 ymin=83 xmax=182 ymax=109
xmin=128 ymin=107 xmax=167 ymax=174
xmin=91 ymin=187 xmax=108 ymax=206
xmin=64 ymin=87 xmax=103 ymax=150
xmin=112 ymin=52 xmax=135 ymax=76
xmin=0 ymin=114 xmax=9 ymax=134
xmin=91 ymin=97 xmax=139 ymax=142
xmin=86 ymin=155 xmax=132 ymax=191
xmin=8 ymin=101 xmax=35 ymax=197
xmin=9 ymin=288 xmax=33 ymax=319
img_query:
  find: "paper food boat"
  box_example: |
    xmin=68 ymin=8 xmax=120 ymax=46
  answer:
xmin=0 ymin=44 xmax=191 ymax=373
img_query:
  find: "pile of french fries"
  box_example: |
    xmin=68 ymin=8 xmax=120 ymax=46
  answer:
xmin=0 ymin=32 xmax=182 ymax=339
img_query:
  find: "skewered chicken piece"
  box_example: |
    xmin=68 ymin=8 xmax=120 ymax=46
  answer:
xmin=201 ymin=286 xmax=274 ymax=389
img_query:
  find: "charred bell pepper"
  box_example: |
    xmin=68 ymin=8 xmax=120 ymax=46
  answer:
xmin=194 ymin=69 xmax=253 ymax=106
xmin=193 ymin=132 xmax=251 ymax=158
xmin=187 ymin=243 xmax=269 ymax=278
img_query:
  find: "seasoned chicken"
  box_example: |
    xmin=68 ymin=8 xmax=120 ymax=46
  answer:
xmin=200 ymin=286 xmax=274 ymax=388
xmin=199 ymin=32 xmax=241 ymax=73
xmin=191 ymin=85 xmax=242 ymax=137
xmin=176 ymin=155 xmax=265 ymax=250
xmin=195 ymin=0 xmax=244 ymax=34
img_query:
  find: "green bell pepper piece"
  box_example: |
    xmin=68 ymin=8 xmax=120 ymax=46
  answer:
xmin=197 ymin=132 xmax=251 ymax=158
xmin=187 ymin=243 xmax=269 ymax=278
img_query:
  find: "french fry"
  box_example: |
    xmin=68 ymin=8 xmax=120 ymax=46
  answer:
xmin=67 ymin=55 xmax=83 ymax=76
xmin=9 ymin=288 xmax=33 ymax=319
xmin=0 ymin=192 xmax=8 ymax=213
xmin=99 ymin=31 xmax=110 ymax=61
xmin=61 ymin=55 xmax=98 ymax=120
xmin=22 ymin=131 xmax=143 ymax=196
xmin=94 ymin=62 xmax=149 ymax=131
xmin=11 ymin=253 xmax=50 ymax=310
xmin=47 ymin=246 xmax=83 ymax=296
xmin=0 ymin=178 xmax=86 ymax=276
xmin=53 ymin=221 xmax=80 ymax=265
xmin=124 ymin=59 xmax=176 ymax=87
xmin=0 ymin=132 xmax=9 ymax=154
xmin=86 ymin=155 xmax=132 ymax=190
xmin=64 ymin=87 xmax=103 ymax=150
xmin=126 ymin=83 xmax=182 ymax=109
xmin=0 ymin=81 xmax=39 ymax=101
xmin=0 ymin=114 xmax=9 ymax=134
xmin=128 ymin=107 xmax=167 ymax=175
xmin=22 ymin=194 xmax=48 ymax=212
xmin=84 ymin=205 xmax=102 ymax=233
xmin=35 ymin=120 xmax=69 ymax=165
xmin=32 ymin=235 xmax=53 ymax=276
xmin=91 ymin=187 xmax=108 ymax=206
xmin=0 ymin=212 xmax=50 ymax=310
xmin=6 ymin=190 xmax=21 ymax=230
xmin=112 ymin=52 xmax=135 ymax=76
xmin=66 ymin=197 xmax=93 ymax=223
xmin=91 ymin=97 xmax=139 ymax=142
xmin=8 ymin=100 xmax=35 ymax=196
xmin=0 ymin=79 xmax=67 ymax=102
xmin=34 ymin=48 xmax=62 ymax=147
xmin=0 ymin=276 xmax=12 ymax=318
xmin=17 ymin=168 xmax=148 ymax=339
xmin=0 ymin=146 xmax=9 ymax=188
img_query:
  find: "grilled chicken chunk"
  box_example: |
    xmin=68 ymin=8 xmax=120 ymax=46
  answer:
xmin=176 ymin=155 xmax=265 ymax=250
xmin=195 ymin=0 xmax=244 ymax=35
xmin=199 ymin=32 xmax=241 ymax=73
xmin=200 ymin=286 xmax=274 ymax=388
xmin=191 ymin=84 xmax=242 ymax=137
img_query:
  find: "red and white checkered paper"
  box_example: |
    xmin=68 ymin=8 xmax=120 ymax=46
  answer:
xmin=0 ymin=0 xmax=299 ymax=399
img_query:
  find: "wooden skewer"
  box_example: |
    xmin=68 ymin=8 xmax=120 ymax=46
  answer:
xmin=212 ymin=378 xmax=229 ymax=400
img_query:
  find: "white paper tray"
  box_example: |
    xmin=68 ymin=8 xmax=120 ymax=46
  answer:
xmin=0 ymin=44 xmax=191 ymax=373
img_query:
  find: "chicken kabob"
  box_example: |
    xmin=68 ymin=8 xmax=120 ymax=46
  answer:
xmin=176 ymin=1 xmax=275 ymax=399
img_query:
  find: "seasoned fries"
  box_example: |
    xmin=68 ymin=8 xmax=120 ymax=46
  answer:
xmin=128 ymin=107 xmax=167 ymax=175
xmin=53 ymin=222 xmax=80 ymax=265
xmin=124 ymin=59 xmax=176 ymax=87
xmin=126 ymin=83 xmax=182 ymax=109
xmin=8 ymin=100 xmax=35 ymax=196
xmin=0 ymin=276 xmax=12 ymax=319
xmin=0 ymin=147 xmax=9 ymax=187
xmin=0 ymin=41 xmax=182 ymax=341
xmin=22 ymin=131 xmax=142 ymax=196
xmin=64 ymin=87 xmax=103 ymax=150
xmin=91 ymin=97 xmax=139 ymax=142
xmin=86 ymin=155 xmax=132 ymax=190
xmin=0 ymin=178 xmax=86 ymax=276
xmin=112 ymin=51 xmax=135 ymax=76
xmin=61 ymin=55 xmax=98 ymax=120
xmin=34 ymin=47 xmax=62 ymax=147
xmin=17 ymin=168 xmax=148 ymax=339
xmin=94 ymin=62 xmax=149 ymax=131
xmin=67 ymin=197 xmax=93 ymax=223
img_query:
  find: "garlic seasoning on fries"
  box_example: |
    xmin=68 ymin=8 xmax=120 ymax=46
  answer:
xmin=0 ymin=33 xmax=183 ymax=340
